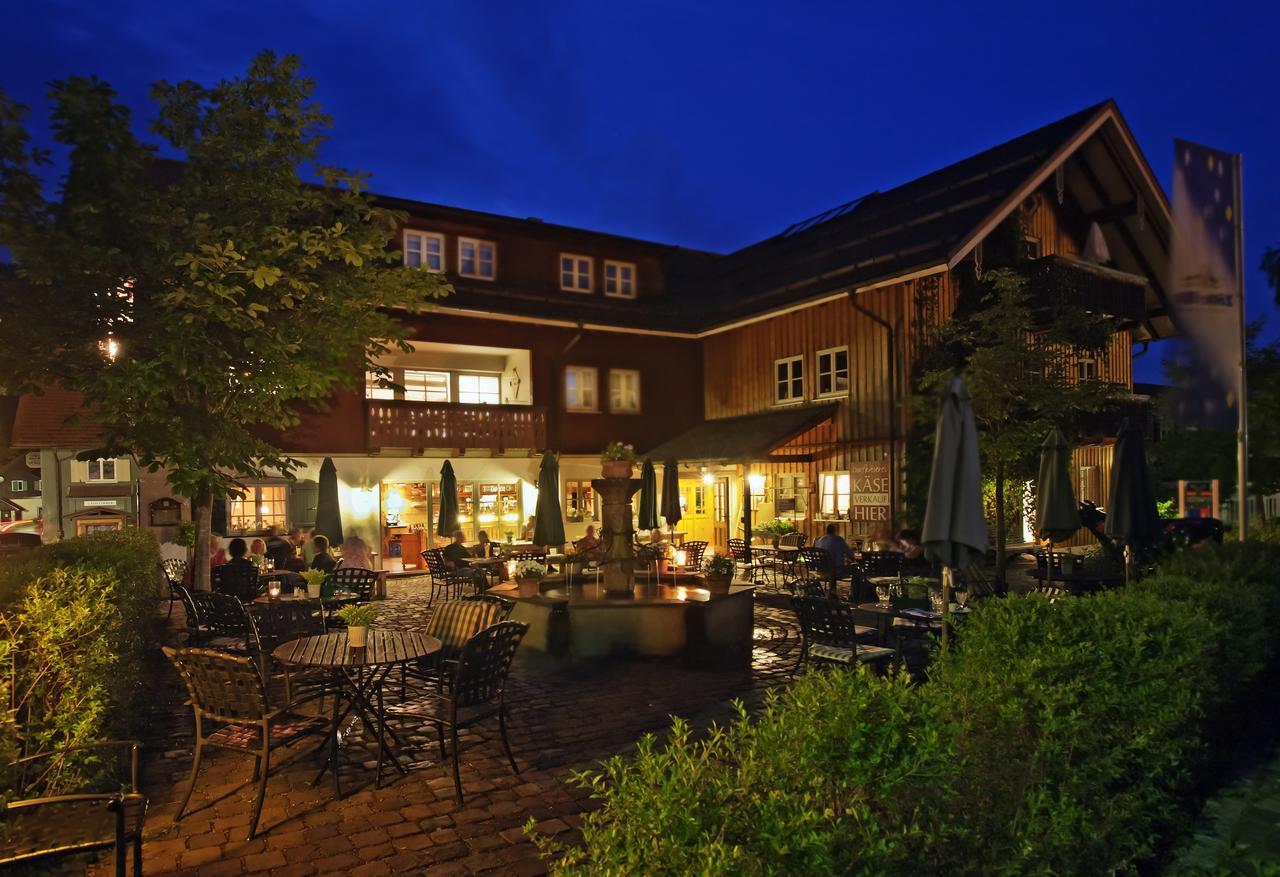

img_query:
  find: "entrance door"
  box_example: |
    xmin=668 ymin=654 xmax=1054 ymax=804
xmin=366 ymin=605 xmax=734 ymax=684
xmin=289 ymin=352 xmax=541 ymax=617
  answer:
xmin=712 ymin=477 xmax=730 ymax=551
xmin=679 ymin=480 xmax=715 ymax=546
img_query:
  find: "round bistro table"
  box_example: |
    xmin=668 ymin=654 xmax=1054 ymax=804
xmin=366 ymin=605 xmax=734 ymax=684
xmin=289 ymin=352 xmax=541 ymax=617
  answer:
xmin=274 ymin=630 xmax=441 ymax=798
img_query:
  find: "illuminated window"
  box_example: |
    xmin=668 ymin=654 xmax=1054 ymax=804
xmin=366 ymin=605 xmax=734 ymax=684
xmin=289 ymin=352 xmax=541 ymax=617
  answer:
xmin=818 ymin=471 xmax=851 ymax=519
xmin=1022 ymin=235 xmax=1043 ymax=260
xmin=693 ymin=485 xmax=708 ymax=515
xmin=87 ymin=459 xmax=117 ymax=482
xmin=565 ymin=366 xmax=598 ymax=411
xmin=604 ymin=261 xmax=636 ymax=298
xmin=565 ymin=480 xmax=599 ymax=522
xmin=229 ymin=485 xmax=288 ymax=532
xmin=458 ymin=238 xmax=496 ymax=279
xmin=404 ymin=230 xmax=445 ymax=272
xmin=609 ymin=369 xmax=641 ymax=413
xmin=1076 ymin=358 xmax=1098 ymax=382
xmin=560 ymin=254 xmax=593 ymax=292
xmin=404 ymin=369 xmax=450 ymax=402
xmin=776 ymin=473 xmax=807 ymax=519
xmin=775 ymin=356 xmax=804 ymax=404
xmin=365 ymin=370 xmax=395 ymax=400
xmin=458 ymin=373 xmax=501 ymax=405
xmin=815 ymin=347 xmax=849 ymax=397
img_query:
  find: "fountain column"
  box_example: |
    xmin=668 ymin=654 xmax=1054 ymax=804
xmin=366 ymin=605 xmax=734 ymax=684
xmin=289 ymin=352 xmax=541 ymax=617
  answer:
xmin=592 ymin=476 xmax=642 ymax=595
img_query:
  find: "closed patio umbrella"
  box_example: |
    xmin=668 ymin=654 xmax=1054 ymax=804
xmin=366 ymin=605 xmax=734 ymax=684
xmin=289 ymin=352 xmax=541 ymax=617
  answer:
xmin=1036 ymin=428 xmax=1080 ymax=575
xmin=314 ymin=457 xmax=344 ymax=545
xmin=533 ymin=451 xmax=566 ymax=548
xmin=660 ymin=460 xmax=682 ymax=535
xmin=436 ymin=460 xmax=459 ymax=539
xmin=1104 ymin=417 xmax=1160 ymax=583
xmin=637 ymin=458 xmax=659 ymax=531
xmin=922 ymin=377 xmax=987 ymax=650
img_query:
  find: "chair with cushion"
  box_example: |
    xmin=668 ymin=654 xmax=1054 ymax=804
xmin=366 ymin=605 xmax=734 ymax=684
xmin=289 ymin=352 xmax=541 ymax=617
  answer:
xmin=332 ymin=566 xmax=379 ymax=601
xmin=212 ymin=563 xmax=263 ymax=602
xmin=162 ymin=558 xmax=189 ymax=619
xmin=0 ymin=740 xmax=146 ymax=876
xmin=790 ymin=595 xmax=894 ymax=674
xmin=460 ymin=593 xmax=516 ymax=620
xmin=381 ymin=621 xmax=529 ymax=804
xmin=163 ymin=647 xmax=328 ymax=840
xmin=401 ymin=598 xmax=512 ymax=695
xmin=184 ymin=589 xmax=252 ymax=652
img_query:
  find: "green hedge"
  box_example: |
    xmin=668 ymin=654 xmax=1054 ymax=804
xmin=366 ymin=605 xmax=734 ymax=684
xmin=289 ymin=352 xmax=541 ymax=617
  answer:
xmin=534 ymin=541 xmax=1280 ymax=876
xmin=0 ymin=529 xmax=163 ymax=795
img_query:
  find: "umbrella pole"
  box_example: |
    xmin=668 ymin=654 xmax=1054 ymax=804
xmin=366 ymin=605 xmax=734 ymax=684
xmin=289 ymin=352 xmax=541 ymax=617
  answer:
xmin=1047 ymin=540 xmax=1054 ymax=587
xmin=1124 ymin=544 xmax=1132 ymax=586
xmin=941 ymin=565 xmax=952 ymax=653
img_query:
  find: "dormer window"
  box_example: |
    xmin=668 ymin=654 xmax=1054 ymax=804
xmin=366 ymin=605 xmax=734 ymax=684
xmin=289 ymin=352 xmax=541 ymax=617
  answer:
xmin=604 ymin=261 xmax=636 ymax=298
xmin=404 ymin=230 xmax=445 ymax=272
xmin=459 ymin=238 xmax=496 ymax=280
xmin=560 ymin=254 xmax=593 ymax=293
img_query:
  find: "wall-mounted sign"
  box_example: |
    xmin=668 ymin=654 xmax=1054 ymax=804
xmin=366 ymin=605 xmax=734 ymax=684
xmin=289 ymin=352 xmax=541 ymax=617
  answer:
xmin=24 ymin=452 xmax=41 ymax=470
xmin=149 ymin=497 xmax=183 ymax=527
xmin=849 ymin=461 xmax=891 ymax=524
xmin=83 ymin=499 xmax=119 ymax=508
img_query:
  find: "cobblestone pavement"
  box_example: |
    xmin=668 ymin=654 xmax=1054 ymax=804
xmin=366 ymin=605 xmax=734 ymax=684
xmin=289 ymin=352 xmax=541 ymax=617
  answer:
xmin=108 ymin=579 xmax=803 ymax=876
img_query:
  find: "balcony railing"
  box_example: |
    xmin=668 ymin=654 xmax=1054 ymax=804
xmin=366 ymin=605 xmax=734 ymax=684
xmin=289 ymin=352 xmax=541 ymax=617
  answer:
xmin=366 ymin=399 xmax=546 ymax=452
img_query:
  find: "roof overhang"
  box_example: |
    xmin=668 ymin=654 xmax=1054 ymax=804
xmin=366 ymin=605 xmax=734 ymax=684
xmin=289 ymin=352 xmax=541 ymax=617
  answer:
xmin=644 ymin=403 xmax=838 ymax=464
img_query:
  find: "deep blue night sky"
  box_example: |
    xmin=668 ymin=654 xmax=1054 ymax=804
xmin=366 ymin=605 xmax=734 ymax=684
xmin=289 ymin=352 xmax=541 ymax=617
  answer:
xmin=4 ymin=1 xmax=1277 ymax=380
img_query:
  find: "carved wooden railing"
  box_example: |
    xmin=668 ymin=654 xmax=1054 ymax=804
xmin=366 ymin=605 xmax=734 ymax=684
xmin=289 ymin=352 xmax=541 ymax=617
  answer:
xmin=366 ymin=400 xmax=546 ymax=451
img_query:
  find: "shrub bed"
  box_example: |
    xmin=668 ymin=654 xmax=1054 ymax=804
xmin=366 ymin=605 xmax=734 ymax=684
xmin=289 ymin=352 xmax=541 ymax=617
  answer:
xmin=534 ymin=541 xmax=1280 ymax=875
xmin=0 ymin=529 xmax=164 ymax=794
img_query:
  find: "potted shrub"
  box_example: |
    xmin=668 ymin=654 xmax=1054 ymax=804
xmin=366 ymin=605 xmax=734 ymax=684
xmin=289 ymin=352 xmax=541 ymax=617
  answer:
xmin=299 ymin=568 xmax=327 ymax=598
xmin=700 ymin=552 xmax=736 ymax=595
xmin=758 ymin=518 xmax=799 ymax=548
xmin=336 ymin=603 xmax=378 ymax=648
xmin=601 ymin=441 xmax=637 ymax=478
xmin=514 ymin=558 xmax=548 ymax=598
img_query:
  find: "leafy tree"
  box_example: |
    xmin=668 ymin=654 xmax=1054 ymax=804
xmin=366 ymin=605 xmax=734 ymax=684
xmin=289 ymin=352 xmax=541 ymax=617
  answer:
xmin=912 ymin=268 xmax=1118 ymax=584
xmin=0 ymin=53 xmax=450 ymax=587
xmin=1263 ymin=246 xmax=1280 ymax=306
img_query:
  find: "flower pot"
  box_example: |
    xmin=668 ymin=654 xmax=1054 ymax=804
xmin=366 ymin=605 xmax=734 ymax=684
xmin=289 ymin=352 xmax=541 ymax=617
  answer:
xmin=601 ymin=460 xmax=633 ymax=478
xmin=516 ymin=577 xmax=542 ymax=598
xmin=348 ymin=625 xmax=369 ymax=648
xmin=704 ymin=573 xmax=732 ymax=595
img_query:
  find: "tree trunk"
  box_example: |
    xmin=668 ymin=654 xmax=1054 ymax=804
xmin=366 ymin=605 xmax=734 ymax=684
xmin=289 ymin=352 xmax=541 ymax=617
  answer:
xmin=192 ymin=488 xmax=213 ymax=591
xmin=994 ymin=460 xmax=1007 ymax=588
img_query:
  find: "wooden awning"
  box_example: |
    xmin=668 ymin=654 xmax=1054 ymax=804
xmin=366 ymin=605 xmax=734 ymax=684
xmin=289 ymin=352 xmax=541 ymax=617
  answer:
xmin=644 ymin=403 xmax=837 ymax=464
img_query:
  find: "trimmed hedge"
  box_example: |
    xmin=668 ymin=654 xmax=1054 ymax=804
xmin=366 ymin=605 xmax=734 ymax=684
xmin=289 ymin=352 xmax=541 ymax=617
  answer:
xmin=0 ymin=529 xmax=163 ymax=795
xmin=534 ymin=541 xmax=1280 ymax=875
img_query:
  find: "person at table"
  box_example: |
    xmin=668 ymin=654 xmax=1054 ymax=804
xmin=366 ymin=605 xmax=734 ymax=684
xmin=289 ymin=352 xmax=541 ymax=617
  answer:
xmin=209 ymin=535 xmax=228 ymax=568
xmin=265 ymin=526 xmax=293 ymax=568
xmin=815 ymin=523 xmax=856 ymax=570
xmin=310 ymin=534 xmax=337 ymax=573
xmin=474 ymin=530 xmax=495 ymax=558
xmin=867 ymin=526 xmax=897 ymax=552
xmin=248 ymin=537 xmax=268 ymax=560
xmin=337 ymin=535 xmax=374 ymax=570
xmin=520 ymin=516 xmax=537 ymax=541
xmin=443 ymin=529 xmax=486 ymax=588
xmin=225 ymin=537 xmax=258 ymax=571
xmin=898 ymin=529 xmax=925 ymax=561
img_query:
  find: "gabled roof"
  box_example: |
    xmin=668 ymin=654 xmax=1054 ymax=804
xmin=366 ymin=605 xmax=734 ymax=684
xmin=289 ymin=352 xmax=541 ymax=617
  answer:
xmin=645 ymin=403 xmax=838 ymax=463
xmin=11 ymin=388 xmax=101 ymax=448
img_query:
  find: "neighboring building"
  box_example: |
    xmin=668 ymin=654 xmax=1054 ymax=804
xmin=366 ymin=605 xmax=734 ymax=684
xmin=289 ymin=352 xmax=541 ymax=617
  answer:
xmin=11 ymin=100 xmax=1172 ymax=557
xmin=0 ymin=453 xmax=42 ymax=524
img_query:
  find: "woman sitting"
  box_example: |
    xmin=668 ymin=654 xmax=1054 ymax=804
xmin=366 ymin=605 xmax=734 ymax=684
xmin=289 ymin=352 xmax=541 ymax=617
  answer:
xmin=337 ymin=535 xmax=375 ymax=570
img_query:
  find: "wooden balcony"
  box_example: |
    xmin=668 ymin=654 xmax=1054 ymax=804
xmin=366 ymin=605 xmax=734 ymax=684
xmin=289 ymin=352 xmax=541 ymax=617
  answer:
xmin=366 ymin=399 xmax=546 ymax=452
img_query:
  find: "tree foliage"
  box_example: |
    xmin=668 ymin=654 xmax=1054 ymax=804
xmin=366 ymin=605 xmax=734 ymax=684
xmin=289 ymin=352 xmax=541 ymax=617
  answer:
xmin=0 ymin=53 xmax=450 ymax=583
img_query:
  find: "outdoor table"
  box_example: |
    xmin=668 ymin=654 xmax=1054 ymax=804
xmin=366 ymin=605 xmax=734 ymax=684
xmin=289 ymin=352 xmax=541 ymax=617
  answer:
xmin=273 ymin=630 xmax=441 ymax=799
xmin=1026 ymin=569 xmax=1124 ymax=594
xmin=751 ymin=546 xmax=800 ymax=590
xmin=856 ymin=601 xmax=973 ymax=645
xmin=470 ymin=555 xmax=507 ymax=586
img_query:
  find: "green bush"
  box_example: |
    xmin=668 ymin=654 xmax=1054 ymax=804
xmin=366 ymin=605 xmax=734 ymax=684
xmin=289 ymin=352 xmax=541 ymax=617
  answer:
xmin=0 ymin=529 xmax=163 ymax=796
xmin=534 ymin=541 xmax=1280 ymax=876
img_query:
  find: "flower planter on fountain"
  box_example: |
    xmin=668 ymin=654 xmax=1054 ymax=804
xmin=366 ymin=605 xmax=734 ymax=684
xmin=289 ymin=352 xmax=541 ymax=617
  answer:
xmin=701 ymin=552 xmax=735 ymax=596
xmin=512 ymin=559 xmax=548 ymax=598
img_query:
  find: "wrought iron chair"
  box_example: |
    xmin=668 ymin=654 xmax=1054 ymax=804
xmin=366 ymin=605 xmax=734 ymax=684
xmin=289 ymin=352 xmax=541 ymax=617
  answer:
xmin=182 ymin=588 xmax=251 ymax=653
xmin=0 ymin=740 xmax=146 ymax=876
xmin=212 ymin=562 xmax=264 ymax=602
xmin=162 ymin=558 xmax=188 ymax=619
xmin=162 ymin=647 xmax=328 ymax=840
xmin=460 ymin=593 xmax=516 ymax=620
xmin=852 ymin=551 xmax=903 ymax=603
xmin=246 ymin=601 xmax=330 ymax=704
xmin=797 ymin=547 xmax=835 ymax=594
xmin=332 ymin=566 xmax=379 ymax=601
xmin=381 ymin=621 xmax=529 ymax=804
xmin=421 ymin=548 xmax=459 ymax=605
xmin=790 ymin=596 xmax=893 ymax=675
xmin=401 ymin=598 xmax=512 ymax=695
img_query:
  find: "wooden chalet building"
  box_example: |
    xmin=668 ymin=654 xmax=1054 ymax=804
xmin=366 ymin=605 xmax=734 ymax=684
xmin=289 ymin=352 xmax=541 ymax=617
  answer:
xmin=11 ymin=100 xmax=1171 ymax=559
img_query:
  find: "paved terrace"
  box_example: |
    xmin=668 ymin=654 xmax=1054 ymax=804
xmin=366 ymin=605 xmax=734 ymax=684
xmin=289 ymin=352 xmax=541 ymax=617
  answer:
xmin=115 ymin=579 xmax=804 ymax=877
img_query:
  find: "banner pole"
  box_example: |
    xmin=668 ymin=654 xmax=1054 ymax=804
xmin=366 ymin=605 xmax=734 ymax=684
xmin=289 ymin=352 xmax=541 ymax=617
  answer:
xmin=1235 ymin=153 xmax=1248 ymax=541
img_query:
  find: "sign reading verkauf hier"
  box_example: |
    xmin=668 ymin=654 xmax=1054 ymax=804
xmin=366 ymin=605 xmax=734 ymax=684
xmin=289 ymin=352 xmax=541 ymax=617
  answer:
xmin=849 ymin=461 xmax=890 ymax=524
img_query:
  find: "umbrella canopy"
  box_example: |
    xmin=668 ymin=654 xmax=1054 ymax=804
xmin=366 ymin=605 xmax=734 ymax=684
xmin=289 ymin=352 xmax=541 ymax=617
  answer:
xmin=922 ymin=376 xmax=987 ymax=568
xmin=533 ymin=451 xmax=567 ymax=547
xmin=436 ymin=460 xmax=459 ymax=538
xmin=1036 ymin=428 xmax=1080 ymax=543
xmin=660 ymin=460 xmax=682 ymax=530
xmin=637 ymin=459 xmax=659 ymax=530
xmin=1104 ymin=417 xmax=1160 ymax=548
xmin=314 ymin=457 xmax=344 ymax=545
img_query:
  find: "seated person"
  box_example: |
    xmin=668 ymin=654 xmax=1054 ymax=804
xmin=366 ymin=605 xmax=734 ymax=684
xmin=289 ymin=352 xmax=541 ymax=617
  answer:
xmin=209 ymin=535 xmax=228 ymax=568
xmin=442 ymin=529 xmax=486 ymax=587
xmin=224 ymin=537 xmax=257 ymax=571
xmin=868 ymin=526 xmax=897 ymax=552
xmin=310 ymin=534 xmax=337 ymax=573
xmin=473 ymin=530 xmax=495 ymax=558
xmin=898 ymin=528 xmax=925 ymax=561
xmin=265 ymin=526 xmax=294 ymax=568
xmin=814 ymin=523 xmax=856 ymax=577
xmin=520 ymin=516 xmax=537 ymax=541
xmin=248 ymin=537 xmax=268 ymax=559
xmin=337 ymin=535 xmax=374 ymax=570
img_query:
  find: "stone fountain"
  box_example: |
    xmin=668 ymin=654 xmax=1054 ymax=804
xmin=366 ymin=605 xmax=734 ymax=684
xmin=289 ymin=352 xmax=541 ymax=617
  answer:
xmin=592 ymin=474 xmax=642 ymax=596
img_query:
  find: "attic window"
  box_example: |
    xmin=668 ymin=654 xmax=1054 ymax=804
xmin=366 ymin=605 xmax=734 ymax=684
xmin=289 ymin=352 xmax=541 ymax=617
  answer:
xmin=1022 ymin=235 xmax=1043 ymax=260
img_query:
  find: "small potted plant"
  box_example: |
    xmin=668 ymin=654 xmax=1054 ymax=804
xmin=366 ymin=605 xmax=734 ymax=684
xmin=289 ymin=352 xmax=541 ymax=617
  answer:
xmin=513 ymin=558 xmax=548 ymax=598
xmin=336 ymin=603 xmax=379 ymax=648
xmin=758 ymin=518 xmax=799 ymax=548
xmin=299 ymin=568 xmax=327 ymax=598
xmin=601 ymin=441 xmax=637 ymax=478
xmin=700 ymin=552 xmax=736 ymax=595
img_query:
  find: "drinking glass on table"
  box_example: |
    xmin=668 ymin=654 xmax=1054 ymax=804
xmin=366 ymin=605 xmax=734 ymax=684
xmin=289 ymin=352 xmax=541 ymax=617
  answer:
xmin=875 ymin=583 xmax=891 ymax=605
xmin=955 ymin=589 xmax=971 ymax=608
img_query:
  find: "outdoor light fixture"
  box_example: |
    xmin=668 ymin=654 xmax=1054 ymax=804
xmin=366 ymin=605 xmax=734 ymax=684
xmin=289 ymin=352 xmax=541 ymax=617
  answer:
xmin=701 ymin=468 xmax=714 ymax=486
xmin=98 ymin=335 xmax=121 ymax=361
xmin=748 ymin=473 xmax=766 ymax=494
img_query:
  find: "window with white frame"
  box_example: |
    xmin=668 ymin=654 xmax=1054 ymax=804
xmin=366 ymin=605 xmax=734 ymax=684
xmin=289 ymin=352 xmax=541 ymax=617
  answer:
xmin=404 ymin=369 xmax=451 ymax=402
xmin=604 ymin=260 xmax=636 ymax=298
xmin=775 ymin=356 xmax=804 ymax=404
xmin=10 ymin=480 xmax=26 ymax=493
xmin=365 ymin=370 xmax=395 ymax=400
xmin=560 ymin=254 xmax=593 ymax=292
xmin=565 ymin=366 xmax=598 ymax=411
xmin=87 ymin=459 xmax=117 ymax=482
xmin=609 ymin=369 xmax=641 ymax=413
xmin=457 ymin=373 xmax=501 ymax=405
xmin=1076 ymin=358 xmax=1098 ymax=382
xmin=458 ymin=238 xmax=496 ymax=279
xmin=229 ymin=484 xmax=288 ymax=532
xmin=775 ymin=473 xmax=807 ymax=519
xmin=403 ymin=230 xmax=445 ymax=272
xmin=815 ymin=346 xmax=849 ymax=398
xmin=565 ymin=480 xmax=599 ymax=522
xmin=818 ymin=471 xmax=851 ymax=519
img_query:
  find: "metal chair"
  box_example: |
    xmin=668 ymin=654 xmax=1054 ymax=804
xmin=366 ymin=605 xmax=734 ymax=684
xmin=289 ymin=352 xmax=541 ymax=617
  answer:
xmin=797 ymin=547 xmax=835 ymax=594
xmin=182 ymin=588 xmax=252 ymax=652
xmin=163 ymin=647 xmax=327 ymax=840
xmin=0 ymin=740 xmax=146 ymax=876
xmin=246 ymin=601 xmax=329 ymax=704
xmin=162 ymin=558 xmax=188 ymax=619
xmin=212 ymin=563 xmax=263 ymax=602
xmin=460 ymin=593 xmax=516 ymax=620
xmin=790 ymin=596 xmax=893 ymax=674
xmin=401 ymin=599 xmax=513 ymax=695
xmin=381 ymin=621 xmax=529 ymax=804
xmin=332 ymin=566 xmax=379 ymax=601
xmin=421 ymin=549 xmax=459 ymax=605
